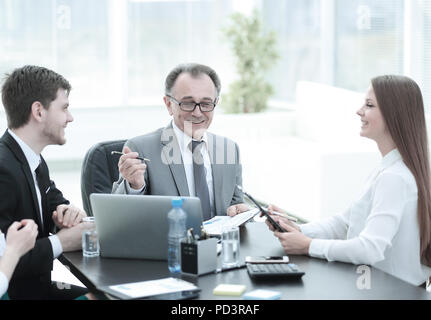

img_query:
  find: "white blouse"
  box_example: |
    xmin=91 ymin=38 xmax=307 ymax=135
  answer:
xmin=300 ymin=149 xmax=431 ymax=286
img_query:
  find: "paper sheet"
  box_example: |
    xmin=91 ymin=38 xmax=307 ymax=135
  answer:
xmin=108 ymin=277 xmax=199 ymax=299
xmin=203 ymin=208 xmax=260 ymax=236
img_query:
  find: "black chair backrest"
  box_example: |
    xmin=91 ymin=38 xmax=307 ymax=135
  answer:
xmin=81 ymin=139 xmax=126 ymax=216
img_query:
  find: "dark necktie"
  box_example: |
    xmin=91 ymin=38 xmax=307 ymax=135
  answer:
xmin=191 ymin=140 xmax=212 ymax=221
xmin=35 ymin=164 xmax=48 ymax=230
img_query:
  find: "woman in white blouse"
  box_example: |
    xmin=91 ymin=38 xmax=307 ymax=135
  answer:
xmin=0 ymin=220 xmax=38 ymax=298
xmin=266 ymin=75 xmax=431 ymax=286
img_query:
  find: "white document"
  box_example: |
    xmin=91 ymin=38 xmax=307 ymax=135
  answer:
xmin=203 ymin=208 xmax=260 ymax=236
xmin=108 ymin=277 xmax=198 ymax=299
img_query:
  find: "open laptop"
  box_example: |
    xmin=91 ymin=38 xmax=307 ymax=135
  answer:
xmin=89 ymin=193 xmax=203 ymax=260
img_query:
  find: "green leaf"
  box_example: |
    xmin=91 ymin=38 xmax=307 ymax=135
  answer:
xmin=221 ymin=9 xmax=280 ymax=113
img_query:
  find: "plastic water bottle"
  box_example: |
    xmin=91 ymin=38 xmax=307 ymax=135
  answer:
xmin=167 ymin=197 xmax=187 ymax=274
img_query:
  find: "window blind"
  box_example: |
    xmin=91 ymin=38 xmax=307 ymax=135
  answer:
xmin=334 ymin=0 xmax=404 ymax=91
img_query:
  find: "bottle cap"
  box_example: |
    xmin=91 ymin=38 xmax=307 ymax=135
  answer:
xmin=171 ymin=197 xmax=183 ymax=208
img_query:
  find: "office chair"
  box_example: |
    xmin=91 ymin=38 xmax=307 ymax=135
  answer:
xmin=81 ymin=139 xmax=127 ymax=216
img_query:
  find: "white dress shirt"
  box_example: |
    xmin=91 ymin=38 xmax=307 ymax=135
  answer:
xmin=127 ymin=122 xmax=215 ymax=217
xmin=301 ymin=149 xmax=431 ymax=286
xmin=0 ymin=232 xmax=5 ymax=257
xmin=0 ymin=232 xmax=7 ymax=296
xmin=7 ymin=130 xmax=63 ymax=259
xmin=0 ymin=271 xmax=7 ymax=297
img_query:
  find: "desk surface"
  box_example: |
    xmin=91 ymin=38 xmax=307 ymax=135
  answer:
xmin=60 ymin=222 xmax=431 ymax=300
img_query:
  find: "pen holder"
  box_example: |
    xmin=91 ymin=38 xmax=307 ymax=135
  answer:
xmin=181 ymin=238 xmax=217 ymax=275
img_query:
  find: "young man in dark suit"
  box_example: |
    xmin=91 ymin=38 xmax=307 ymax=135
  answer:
xmin=0 ymin=65 xmax=88 ymax=299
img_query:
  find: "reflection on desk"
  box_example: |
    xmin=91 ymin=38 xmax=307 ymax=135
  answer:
xmin=60 ymin=222 xmax=431 ymax=300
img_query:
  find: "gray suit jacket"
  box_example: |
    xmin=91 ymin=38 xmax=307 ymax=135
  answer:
xmin=112 ymin=123 xmax=244 ymax=216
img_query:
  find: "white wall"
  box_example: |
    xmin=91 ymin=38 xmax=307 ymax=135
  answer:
xmin=275 ymin=82 xmax=380 ymax=221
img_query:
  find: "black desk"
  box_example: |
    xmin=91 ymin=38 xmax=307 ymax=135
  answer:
xmin=60 ymin=222 xmax=431 ymax=300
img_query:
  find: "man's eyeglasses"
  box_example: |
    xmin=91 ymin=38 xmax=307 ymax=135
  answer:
xmin=167 ymin=95 xmax=217 ymax=112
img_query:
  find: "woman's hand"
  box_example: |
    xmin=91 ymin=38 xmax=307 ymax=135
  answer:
xmin=263 ymin=206 xmax=311 ymax=255
xmin=5 ymin=219 xmax=38 ymax=258
xmin=273 ymin=219 xmax=312 ymax=255
xmin=265 ymin=204 xmax=301 ymax=232
xmin=0 ymin=220 xmax=38 ymax=282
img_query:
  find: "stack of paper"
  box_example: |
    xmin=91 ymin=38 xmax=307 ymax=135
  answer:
xmin=103 ymin=277 xmax=199 ymax=299
xmin=203 ymin=208 xmax=260 ymax=236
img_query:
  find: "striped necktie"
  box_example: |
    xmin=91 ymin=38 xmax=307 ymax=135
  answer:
xmin=191 ymin=140 xmax=212 ymax=221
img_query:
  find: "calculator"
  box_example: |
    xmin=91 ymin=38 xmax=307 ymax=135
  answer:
xmin=246 ymin=263 xmax=305 ymax=279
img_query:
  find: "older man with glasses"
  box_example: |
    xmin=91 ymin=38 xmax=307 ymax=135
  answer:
xmin=112 ymin=63 xmax=249 ymax=220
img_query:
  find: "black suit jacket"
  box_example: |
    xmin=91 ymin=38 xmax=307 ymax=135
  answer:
xmin=0 ymin=130 xmax=69 ymax=299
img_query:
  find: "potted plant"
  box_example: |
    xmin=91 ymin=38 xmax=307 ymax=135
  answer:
xmin=221 ymin=9 xmax=279 ymax=113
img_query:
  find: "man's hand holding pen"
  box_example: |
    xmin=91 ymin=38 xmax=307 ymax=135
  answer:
xmin=118 ymin=146 xmax=147 ymax=190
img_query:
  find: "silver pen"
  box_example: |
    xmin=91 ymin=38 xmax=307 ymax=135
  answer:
xmin=215 ymin=263 xmax=247 ymax=273
xmin=265 ymin=208 xmax=298 ymax=222
xmin=111 ymin=151 xmax=150 ymax=162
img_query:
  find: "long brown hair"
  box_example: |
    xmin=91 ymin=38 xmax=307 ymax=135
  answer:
xmin=372 ymin=75 xmax=431 ymax=266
